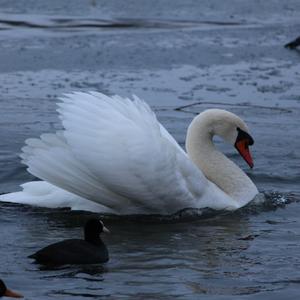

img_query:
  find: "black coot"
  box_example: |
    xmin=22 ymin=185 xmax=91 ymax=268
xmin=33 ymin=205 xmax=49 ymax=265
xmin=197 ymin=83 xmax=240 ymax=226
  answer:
xmin=29 ymin=219 xmax=110 ymax=265
xmin=0 ymin=279 xmax=23 ymax=298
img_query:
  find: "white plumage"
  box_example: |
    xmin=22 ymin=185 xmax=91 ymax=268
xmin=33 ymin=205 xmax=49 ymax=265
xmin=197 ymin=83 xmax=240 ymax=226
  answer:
xmin=0 ymin=92 xmax=258 ymax=214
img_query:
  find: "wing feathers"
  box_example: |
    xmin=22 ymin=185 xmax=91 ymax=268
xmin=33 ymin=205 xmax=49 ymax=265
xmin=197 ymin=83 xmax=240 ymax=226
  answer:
xmin=18 ymin=92 xmax=209 ymax=214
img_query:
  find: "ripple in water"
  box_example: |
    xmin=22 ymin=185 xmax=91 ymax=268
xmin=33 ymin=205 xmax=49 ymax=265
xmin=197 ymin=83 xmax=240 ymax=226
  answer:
xmin=97 ymin=192 xmax=297 ymax=224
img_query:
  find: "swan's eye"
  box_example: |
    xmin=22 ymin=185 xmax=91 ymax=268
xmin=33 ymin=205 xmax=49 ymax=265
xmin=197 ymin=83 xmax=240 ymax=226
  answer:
xmin=235 ymin=128 xmax=254 ymax=145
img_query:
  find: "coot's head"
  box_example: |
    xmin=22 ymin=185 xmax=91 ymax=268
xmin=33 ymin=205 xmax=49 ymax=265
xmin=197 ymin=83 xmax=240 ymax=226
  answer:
xmin=0 ymin=279 xmax=23 ymax=298
xmin=84 ymin=219 xmax=110 ymax=243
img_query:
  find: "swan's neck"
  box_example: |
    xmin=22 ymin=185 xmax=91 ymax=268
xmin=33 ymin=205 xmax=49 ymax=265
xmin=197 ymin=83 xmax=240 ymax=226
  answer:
xmin=185 ymin=115 xmax=258 ymax=206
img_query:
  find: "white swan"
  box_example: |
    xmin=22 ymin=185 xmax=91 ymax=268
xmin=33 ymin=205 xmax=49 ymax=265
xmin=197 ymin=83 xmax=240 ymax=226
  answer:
xmin=0 ymin=92 xmax=258 ymax=214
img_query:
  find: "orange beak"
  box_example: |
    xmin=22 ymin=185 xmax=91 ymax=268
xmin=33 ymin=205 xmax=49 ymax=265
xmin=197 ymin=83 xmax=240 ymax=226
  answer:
xmin=4 ymin=288 xmax=23 ymax=298
xmin=235 ymin=139 xmax=254 ymax=168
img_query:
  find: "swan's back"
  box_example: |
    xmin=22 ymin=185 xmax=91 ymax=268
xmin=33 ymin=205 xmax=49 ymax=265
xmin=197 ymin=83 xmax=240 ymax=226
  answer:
xmin=1 ymin=92 xmax=246 ymax=213
xmin=18 ymin=92 xmax=215 ymax=213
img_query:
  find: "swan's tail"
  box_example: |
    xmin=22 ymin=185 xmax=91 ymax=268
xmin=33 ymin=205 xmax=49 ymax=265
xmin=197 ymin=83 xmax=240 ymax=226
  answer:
xmin=0 ymin=181 xmax=112 ymax=212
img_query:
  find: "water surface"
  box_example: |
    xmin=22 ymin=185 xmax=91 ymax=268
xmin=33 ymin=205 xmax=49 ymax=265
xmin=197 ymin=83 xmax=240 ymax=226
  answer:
xmin=0 ymin=1 xmax=300 ymax=299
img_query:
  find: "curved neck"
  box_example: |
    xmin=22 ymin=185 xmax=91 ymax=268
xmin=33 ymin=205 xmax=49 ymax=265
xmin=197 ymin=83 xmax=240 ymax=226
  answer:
xmin=185 ymin=115 xmax=257 ymax=206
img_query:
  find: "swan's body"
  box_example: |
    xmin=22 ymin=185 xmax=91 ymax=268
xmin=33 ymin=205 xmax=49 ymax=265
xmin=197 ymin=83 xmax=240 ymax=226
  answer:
xmin=0 ymin=92 xmax=258 ymax=214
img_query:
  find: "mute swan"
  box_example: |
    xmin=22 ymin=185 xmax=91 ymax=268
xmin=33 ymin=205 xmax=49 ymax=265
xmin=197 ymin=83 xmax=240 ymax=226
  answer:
xmin=0 ymin=92 xmax=258 ymax=214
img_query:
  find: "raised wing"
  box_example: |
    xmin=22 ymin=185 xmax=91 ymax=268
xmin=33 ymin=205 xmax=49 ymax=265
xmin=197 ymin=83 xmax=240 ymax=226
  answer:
xmin=17 ymin=92 xmax=233 ymax=214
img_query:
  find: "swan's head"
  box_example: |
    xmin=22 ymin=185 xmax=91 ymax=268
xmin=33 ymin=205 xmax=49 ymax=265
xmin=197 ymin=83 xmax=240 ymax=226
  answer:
xmin=191 ymin=109 xmax=255 ymax=168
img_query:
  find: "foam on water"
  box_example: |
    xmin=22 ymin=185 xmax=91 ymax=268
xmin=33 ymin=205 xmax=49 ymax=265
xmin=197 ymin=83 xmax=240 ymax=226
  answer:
xmin=1 ymin=191 xmax=292 ymax=224
xmin=97 ymin=192 xmax=296 ymax=223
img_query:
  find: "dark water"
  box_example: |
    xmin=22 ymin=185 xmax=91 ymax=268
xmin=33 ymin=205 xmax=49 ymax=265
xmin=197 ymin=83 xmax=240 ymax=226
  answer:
xmin=0 ymin=1 xmax=300 ymax=299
